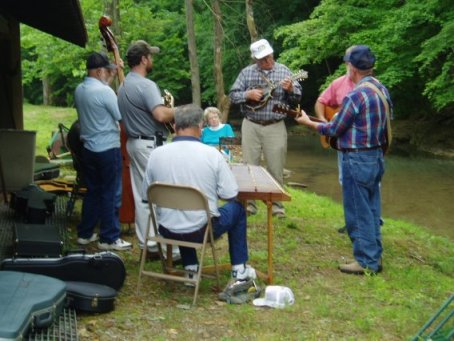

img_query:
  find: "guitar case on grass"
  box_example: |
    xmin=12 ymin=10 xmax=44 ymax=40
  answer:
xmin=0 ymin=271 xmax=66 ymax=340
xmin=0 ymin=251 xmax=126 ymax=290
xmin=65 ymin=281 xmax=117 ymax=313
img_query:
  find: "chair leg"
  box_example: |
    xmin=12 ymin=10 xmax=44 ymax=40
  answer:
xmin=137 ymin=244 xmax=148 ymax=294
xmin=166 ymin=245 xmax=173 ymax=269
xmin=210 ymin=241 xmax=220 ymax=290
xmin=192 ymin=255 xmax=204 ymax=306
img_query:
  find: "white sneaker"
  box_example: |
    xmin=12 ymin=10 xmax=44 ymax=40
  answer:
xmin=77 ymin=233 xmax=98 ymax=245
xmin=98 ymin=238 xmax=132 ymax=251
xmin=184 ymin=265 xmax=199 ymax=287
xmin=272 ymin=204 xmax=286 ymax=218
xmin=232 ymin=265 xmax=257 ymax=281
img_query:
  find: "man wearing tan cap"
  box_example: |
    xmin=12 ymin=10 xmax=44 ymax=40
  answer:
xmin=229 ymin=39 xmax=302 ymax=218
xmin=117 ymin=40 xmax=177 ymax=256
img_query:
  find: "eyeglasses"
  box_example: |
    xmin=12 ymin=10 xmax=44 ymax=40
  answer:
xmin=256 ymin=55 xmax=273 ymax=64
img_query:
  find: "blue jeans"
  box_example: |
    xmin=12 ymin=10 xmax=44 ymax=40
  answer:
xmin=78 ymin=147 xmax=122 ymax=243
xmin=159 ymin=200 xmax=248 ymax=267
xmin=337 ymin=151 xmax=343 ymax=186
xmin=342 ymin=149 xmax=384 ymax=271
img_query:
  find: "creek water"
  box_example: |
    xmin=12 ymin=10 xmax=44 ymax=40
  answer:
xmin=285 ymin=135 xmax=454 ymax=241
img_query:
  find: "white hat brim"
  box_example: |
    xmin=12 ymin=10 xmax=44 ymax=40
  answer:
xmin=253 ymin=298 xmax=275 ymax=307
xmin=252 ymin=46 xmax=273 ymax=60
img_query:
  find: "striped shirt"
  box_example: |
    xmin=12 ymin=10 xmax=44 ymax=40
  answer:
xmin=229 ymin=62 xmax=302 ymax=121
xmin=317 ymin=76 xmax=392 ymax=150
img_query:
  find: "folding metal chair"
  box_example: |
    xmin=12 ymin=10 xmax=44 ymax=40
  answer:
xmin=137 ymin=182 xmax=220 ymax=305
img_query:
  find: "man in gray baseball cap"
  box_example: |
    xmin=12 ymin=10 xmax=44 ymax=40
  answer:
xmin=118 ymin=40 xmax=178 ymax=259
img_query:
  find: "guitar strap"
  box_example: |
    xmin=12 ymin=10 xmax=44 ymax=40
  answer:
xmin=258 ymin=70 xmax=274 ymax=87
xmin=361 ymin=81 xmax=392 ymax=151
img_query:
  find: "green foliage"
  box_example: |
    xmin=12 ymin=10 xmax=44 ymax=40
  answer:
xmin=20 ymin=0 xmax=452 ymax=121
xmin=20 ymin=0 xmax=190 ymax=106
xmin=275 ymin=0 xmax=454 ymax=117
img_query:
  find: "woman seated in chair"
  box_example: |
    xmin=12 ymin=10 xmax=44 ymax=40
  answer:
xmin=201 ymin=107 xmax=235 ymax=146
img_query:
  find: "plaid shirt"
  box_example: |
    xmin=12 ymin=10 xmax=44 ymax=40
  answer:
xmin=229 ymin=62 xmax=302 ymax=121
xmin=317 ymin=76 xmax=392 ymax=149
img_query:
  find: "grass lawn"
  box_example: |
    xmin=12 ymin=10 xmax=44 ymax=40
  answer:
xmin=23 ymin=104 xmax=454 ymax=340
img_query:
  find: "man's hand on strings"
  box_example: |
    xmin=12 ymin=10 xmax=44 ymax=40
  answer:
xmin=246 ymin=88 xmax=264 ymax=102
xmin=281 ymin=77 xmax=293 ymax=92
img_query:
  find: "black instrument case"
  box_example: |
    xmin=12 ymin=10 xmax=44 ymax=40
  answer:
xmin=1 ymin=251 xmax=126 ymax=290
xmin=13 ymin=223 xmax=63 ymax=257
xmin=65 ymin=281 xmax=117 ymax=313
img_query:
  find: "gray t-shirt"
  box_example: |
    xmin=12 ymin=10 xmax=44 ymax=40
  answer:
xmin=117 ymin=71 xmax=168 ymax=138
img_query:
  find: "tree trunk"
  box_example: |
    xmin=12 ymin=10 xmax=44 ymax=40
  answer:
xmin=212 ymin=0 xmax=230 ymax=121
xmin=185 ymin=0 xmax=201 ymax=106
xmin=245 ymin=0 xmax=258 ymax=43
xmin=104 ymin=0 xmax=121 ymax=35
xmin=42 ymin=76 xmax=51 ymax=106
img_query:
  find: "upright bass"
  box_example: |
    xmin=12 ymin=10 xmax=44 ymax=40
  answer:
xmin=99 ymin=16 xmax=135 ymax=225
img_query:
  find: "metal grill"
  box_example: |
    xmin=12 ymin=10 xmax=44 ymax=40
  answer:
xmin=0 ymin=202 xmax=14 ymax=261
xmin=27 ymin=308 xmax=79 ymax=341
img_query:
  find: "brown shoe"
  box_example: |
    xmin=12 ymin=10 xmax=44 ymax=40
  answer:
xmin=339 ymin=261 xmax=367 ymax=275
xmin=339 ymin=261 xmax=379 ymax=275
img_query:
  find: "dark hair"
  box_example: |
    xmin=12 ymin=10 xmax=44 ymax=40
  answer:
xmin=174 ymin=104 xmax=203 ymax=131
xmin=125 ymin=40 xmax=160 ymax=68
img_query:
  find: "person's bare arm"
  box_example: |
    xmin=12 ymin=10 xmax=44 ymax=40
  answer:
xmin=151 ymin=105 xmax=174 ymax=123
xmin=314 ymin=100 xmax=328 ymax=122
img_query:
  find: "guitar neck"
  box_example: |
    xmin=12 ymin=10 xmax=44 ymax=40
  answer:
xmin=272 ymin=104 xmax=324 ymax=122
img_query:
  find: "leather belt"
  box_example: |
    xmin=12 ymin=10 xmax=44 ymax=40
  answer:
xmin=341 ymin=145 xmax=382 ymax=153
xmin=132 ymin=135 xmax=155 ymax=141
xmin=246 ymin=117 xmax=283 ymax=126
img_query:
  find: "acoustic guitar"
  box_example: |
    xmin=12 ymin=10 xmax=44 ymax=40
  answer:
xmin=99 ymin=16 xmax=135 ymax=224
xmin=245 ymin=70 xmax=308 ymax=111
xmin=162 ymin=89 xmax=176 ymax=135
xmin=320 ymin=105 xmax=339 ymax=148
xmin=272 ymin=104 xmax=338 ymax=150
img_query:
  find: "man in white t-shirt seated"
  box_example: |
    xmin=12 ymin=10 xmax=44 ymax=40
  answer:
xmin=141 ymin=104 xmax=256 ymax=283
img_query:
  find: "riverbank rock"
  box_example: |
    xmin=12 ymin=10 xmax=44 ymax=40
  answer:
xmin=392 ymin=119 xmax=454 ymax=158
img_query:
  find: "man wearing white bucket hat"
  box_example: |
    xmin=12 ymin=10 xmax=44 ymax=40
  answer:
xmin=229 ymin=39 xmax=302 ymax=218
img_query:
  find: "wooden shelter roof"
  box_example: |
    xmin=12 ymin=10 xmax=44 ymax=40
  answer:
xmin=0 ymin=0 xmax=87 ymax=47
